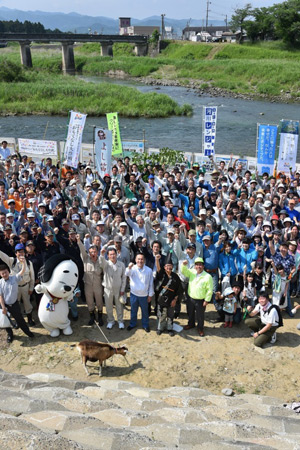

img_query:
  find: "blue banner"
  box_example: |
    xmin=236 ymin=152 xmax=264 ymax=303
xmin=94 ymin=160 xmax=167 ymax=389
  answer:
xmin=257 ymin=124 xmax=278 ymax=175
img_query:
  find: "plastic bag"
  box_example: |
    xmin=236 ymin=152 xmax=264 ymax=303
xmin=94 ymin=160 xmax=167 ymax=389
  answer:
xmin=0 ymin=310 xmax=12 ymax=328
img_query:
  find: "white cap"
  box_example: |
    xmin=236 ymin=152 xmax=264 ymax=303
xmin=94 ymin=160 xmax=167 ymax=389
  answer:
xmin=262 ymin=221 xmax=271 ymax=227
xmin=6 ymin=212 xmax=14 ymax=218
xmin=47 ymin=216 xmax=54 ymax=222
xmin=101 ymin=205 xmax=109 ymax=210
xmin=284 ymin=217 xmax=293 ymax=223
xmin=257 ymin=193 xmax=264 ymax=199
xmin=277 ymin=183 xmax=285 ymax=189
xmin=120 ymin=222 xmax=128 ymax=227
xmin=199 ymin=209 xmax=207 ymax=215
xmin=162 ymin=192 xmax=170 ymax=197
xmin=167 ymin=228 xmax=174 ymax=234
xmin=96 ymin=221 xmax=105 ymax=226
xmin=27 ymin=212 xmax=35 ymax=218
xmin=263 ymin=201 xmax=272 ymax=208
xmin=72 ymin=214 xmax=80 ymax=220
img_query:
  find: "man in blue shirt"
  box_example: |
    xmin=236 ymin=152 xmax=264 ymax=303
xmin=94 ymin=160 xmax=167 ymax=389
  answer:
xmin=284 ymin=199 xmax=300 ymax=223
xmin=203 ymin=235 xmax=220 ymax=306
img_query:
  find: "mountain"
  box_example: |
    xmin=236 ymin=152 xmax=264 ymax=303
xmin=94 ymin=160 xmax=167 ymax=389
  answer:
xmin=0 ymin=7 xmax=226 ymax=35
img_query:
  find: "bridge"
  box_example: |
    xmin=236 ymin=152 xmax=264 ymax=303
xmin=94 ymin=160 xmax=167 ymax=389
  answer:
xmin=0 ymin=33 xmax=149 ymax=74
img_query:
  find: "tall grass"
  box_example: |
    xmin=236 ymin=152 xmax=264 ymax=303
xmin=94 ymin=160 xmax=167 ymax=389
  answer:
xmin=0 ymin=72 xmax=192 ymax=117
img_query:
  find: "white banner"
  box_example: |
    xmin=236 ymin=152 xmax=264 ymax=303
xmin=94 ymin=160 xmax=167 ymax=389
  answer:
xmin=203 ymin=106 xmax=217 ymax=157
xmin=18 ymin=139 xmax=57 ymax=158
xmin=122 ymin=141 xmax=144 ymax=156
xmin=64 ymin=111 xmax=87 ymax=168
xmin=277 ymin=120 xmax=299 ymax=173
xmin=94 ymin=128 xmax=112 ymax=178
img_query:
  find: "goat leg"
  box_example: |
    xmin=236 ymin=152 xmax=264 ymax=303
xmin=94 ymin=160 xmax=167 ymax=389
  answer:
xmin=99 ymin=363 xmax=102 ymax=377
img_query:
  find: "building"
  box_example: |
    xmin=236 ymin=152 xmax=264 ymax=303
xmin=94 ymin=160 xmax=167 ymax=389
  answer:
xmin=182 ymin=26 xmax=230 ymax=42
xmin=119 ymin=17 xmax=160 ymax=37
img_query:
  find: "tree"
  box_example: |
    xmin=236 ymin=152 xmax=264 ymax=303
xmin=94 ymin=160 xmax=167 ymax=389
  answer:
xmin=272 ymin=0 xmax=300 ymax=46
xmin=244 ymin=7 xmax=275 ymax=42
xmin=131 ymin=147 xmax=185 ymax=171
xmin=230 ymin=3 xmax=253 ymax=43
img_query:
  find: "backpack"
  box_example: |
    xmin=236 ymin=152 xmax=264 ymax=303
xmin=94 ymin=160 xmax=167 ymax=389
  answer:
xmin=267 ymin=304 xmax=283 ymax=328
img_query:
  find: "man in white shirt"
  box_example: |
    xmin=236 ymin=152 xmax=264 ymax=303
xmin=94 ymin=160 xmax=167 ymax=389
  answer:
xmin=245 ymin=292 xmax=281 ymax=347
xmin=126 ymin=253 xmax=154 ymax=332
xmin=0 ymin=141 xmax=11 ymax=160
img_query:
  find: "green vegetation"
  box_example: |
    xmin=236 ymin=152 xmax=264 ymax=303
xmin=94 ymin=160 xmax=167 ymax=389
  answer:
xmin=0 ymin=68 xmax=192 ymax=117
xmin=132 ymin=147 xmax=185 ymax=170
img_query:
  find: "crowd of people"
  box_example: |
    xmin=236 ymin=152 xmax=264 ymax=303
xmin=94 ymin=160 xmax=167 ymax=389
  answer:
xmin=0 ymin=139 xmax=299 ymax=348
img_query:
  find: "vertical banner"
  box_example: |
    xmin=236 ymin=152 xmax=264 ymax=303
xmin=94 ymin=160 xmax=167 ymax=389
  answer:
xmin=256 ymin=124 xmax=278 ymax=175
xmin=64 ymin=111 xmax=87 ymax=168
xmin=94 ymin=128 xmax=112 ymax=177
xmin=106 ymin=112 xmax=123 ymax=156
xmin=203 ymin=106 xmax=217 ymax=157
xmin=277 ymin=120 xmax=299 ymax=173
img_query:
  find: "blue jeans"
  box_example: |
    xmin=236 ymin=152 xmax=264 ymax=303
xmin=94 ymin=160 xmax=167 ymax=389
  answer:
xmin=129 ymin=293 xmax=149 ymax=328
xmin=68 ymin=298 xmax=78 ymax=318
xmin=210 ymin=271 xmax=219 ymax=308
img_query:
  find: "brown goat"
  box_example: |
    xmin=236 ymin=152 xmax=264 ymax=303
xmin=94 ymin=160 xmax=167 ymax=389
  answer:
xmin=76 ymin=340 xmax=128 ymax=376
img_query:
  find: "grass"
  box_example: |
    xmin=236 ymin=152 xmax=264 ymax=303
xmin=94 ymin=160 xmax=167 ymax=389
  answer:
xmin=0 ymin=70 xmax=192 ymax=117
xmin=1 ymin=39 xmax=300 ymax=116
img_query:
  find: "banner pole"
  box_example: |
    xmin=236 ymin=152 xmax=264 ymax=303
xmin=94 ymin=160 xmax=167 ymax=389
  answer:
xmin=93 ymin=126 xmax=96 ymax=170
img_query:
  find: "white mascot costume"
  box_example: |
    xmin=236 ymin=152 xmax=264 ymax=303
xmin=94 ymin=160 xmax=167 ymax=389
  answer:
xmin=35 ymin=255 xmax=79 ymax=337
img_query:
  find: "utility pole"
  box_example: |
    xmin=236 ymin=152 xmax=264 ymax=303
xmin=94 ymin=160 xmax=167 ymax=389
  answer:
xmin=161 ymin=14 xmax=165 ymax=39
xmin=206 ymin=0 xmax=211 ymax=30
xmin=225 ymin=15 xmax=228 ymax=31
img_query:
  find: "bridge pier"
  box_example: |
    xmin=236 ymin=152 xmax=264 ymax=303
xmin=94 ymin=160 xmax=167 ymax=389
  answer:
xmin=134 ymin=43 xmax=148 ymax=56
xmin=19 ymin=41 xmax=32 ymax=68
xmin=100 ymin=43 xmax=113 ymax=57
xmin=62 ymin=41 xmax=75 ymax=75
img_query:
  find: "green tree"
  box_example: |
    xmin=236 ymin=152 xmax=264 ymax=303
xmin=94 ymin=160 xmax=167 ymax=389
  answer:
xmin=150 ymin=29 xmax=160 ymax=45
xmin=230 ymin=3 xmax=253 ymax=43
xmin=131 ymin=147 xmax=185 ymax=171
xmin=244 ymin=7 xmax=275 ymax=42
xmin=272 ymin=0 xmax=300 ymax=46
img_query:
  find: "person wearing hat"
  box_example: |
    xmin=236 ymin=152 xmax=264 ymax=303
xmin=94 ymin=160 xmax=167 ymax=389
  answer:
xmin=236 ymin=238 xmax=258 ymax=275
xmin=155 ymin=253 xmax=183 ymax=336
xmin=36 ymin=229 xmax=60 ymax=263
xmin=284 ymin=199 xmax=300 ymax=223
xmin=70 ymin=213 xmax=88 ymax=241
xmin=139 ymin=174 xmax=160 ymax=203
xmin=0 ymin=244 xmax=35 ymax=326
xmin=221 ymin=287 xmax=237 ymax=328
xmin=181 ymin=257 xmax=213 ymax=336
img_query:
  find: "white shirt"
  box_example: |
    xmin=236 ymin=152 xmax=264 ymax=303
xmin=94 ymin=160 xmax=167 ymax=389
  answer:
xmin=125 ymin=264 xmax=154 ymax=297
xmin=254 ymin=302 xmax=279 ymax=327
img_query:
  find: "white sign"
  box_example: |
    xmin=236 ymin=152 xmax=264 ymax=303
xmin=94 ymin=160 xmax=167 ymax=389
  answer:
xmin=64 ymin=111 xmax=87 ymax=168
xmin=94 ymin=128 xmax=112 ymax=177
xmin=122 ymin=141 xmax=144 ymax=156
xmin=203 ymin=106 xmax=217 ymax=157
xmin=277 ymin=120 xmax=299 ymax=173
xmin=18 ymin=138 xmax=57 ymax=158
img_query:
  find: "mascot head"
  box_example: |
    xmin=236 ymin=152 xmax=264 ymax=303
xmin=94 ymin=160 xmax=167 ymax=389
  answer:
xmin=38 ymin=254 xmax=79 ymax=299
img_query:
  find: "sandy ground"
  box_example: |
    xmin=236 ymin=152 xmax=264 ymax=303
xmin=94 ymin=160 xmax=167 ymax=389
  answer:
xmin=0 ymin=299 xmax=299 ymax=402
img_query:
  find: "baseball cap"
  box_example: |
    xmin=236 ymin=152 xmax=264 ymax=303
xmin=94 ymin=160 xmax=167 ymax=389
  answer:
xmin=202 ymin=235 xmax=211 ymax=241
xmin=194 ymin=257 xmax=204 ymax=264
xmin=188 ymin=229 xmax=196 ymax=236
xmin=199 ymin=209 xmax=207 ymax=215
xmin=47 ymin=216 xmax=54 ymax=222
xmin=46 ymin=231 xmax=54 ymax=236
xmin=68 ymin=228 xmax=76 ymax=234
xmin=187 ymin=243 xmax=196 ymax=249
xmin=27 ymin=212 xmax=35 ymax=218
xmin=101 ymin=205 xmax=109 ymax=210
xmin=223 ymin=287 xmax=234 ymax=296
xmin=119 ymin=222 xmax=128 ymax=227
xmin=263 ymin=201 xmax=272 ymax=208
xmin=72 ymin=214 xmax=80 ymax=221
xmin=15 ymin=243 xmax=25 ymax=251
xmin=62 ymin=219 xmax=69 ymax=225
xmin=162 ymin=192 xmax=170 ymax=197
xmin=96 ymin=221 xmax=105 ymax=226
xmin=6 ymin=212 xmax=14 ymax=218
xmin=26 ymin=240 xmax=35 ymax=246
xmin=148 ymin=175 xmax=155 ymax=179
xmin=7 ymin=199 xmax=15 ymax=204
xmin=167 ymin=228 xmax=174 ymax=234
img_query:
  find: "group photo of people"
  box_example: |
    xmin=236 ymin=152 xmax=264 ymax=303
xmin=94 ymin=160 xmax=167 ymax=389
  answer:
xmin=0 ymin=139 xmax=299 ymax=349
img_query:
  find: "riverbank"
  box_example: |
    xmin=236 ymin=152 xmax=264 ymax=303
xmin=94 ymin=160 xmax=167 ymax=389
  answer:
xmin=0 ymin=302 xmax=300 ymax=402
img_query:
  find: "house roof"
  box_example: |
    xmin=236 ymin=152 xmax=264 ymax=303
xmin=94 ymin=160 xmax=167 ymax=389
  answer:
xmin=183 ymin=26 xmax=230 ymax=34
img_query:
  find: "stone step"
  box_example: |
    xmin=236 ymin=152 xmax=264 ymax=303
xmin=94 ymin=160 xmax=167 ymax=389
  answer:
xmin=20 ymin=410 xmax=104 ymax=432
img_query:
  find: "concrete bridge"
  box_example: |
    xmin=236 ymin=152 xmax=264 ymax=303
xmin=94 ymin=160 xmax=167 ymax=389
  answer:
xmin=0 ymin=33 xmax=149 ymax=74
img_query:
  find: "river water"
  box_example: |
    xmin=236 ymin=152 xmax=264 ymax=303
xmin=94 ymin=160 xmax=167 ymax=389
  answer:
xmin=0 ymin=75 xmax=299 ymax=158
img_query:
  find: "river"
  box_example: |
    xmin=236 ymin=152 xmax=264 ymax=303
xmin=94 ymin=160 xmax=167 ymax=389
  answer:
xmin=0 ymin=75 xmax=299 ymax=159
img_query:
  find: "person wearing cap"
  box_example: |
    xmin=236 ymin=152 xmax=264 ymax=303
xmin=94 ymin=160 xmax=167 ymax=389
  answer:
xmin=126 ymin=253 xmax=154 ymax=333
xmin=284 ymin=199 xmax=300 ymax=223
xmin=181 ymin=257 xmax=213 ymax=336
xmin=70 ymin=214 xmax=88 ymax=240
xmin=155 ymin=253 xmax=182 ymax=336
xmin=236 ymin=238 xmax=258 ymax=275
xmin=0 ymin=244 xmax=35 ymax=326
xmin=139 ymin=174 xmax=160 ymax=203
xmin=221 ymin=287 xmax=237 ymax=328
xmin=102 ymin=235 xmax=130 ymax=268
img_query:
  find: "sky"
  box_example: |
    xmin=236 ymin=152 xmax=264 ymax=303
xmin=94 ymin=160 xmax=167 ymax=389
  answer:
xmin=0 ymin=0 xmax=279 ymax=20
